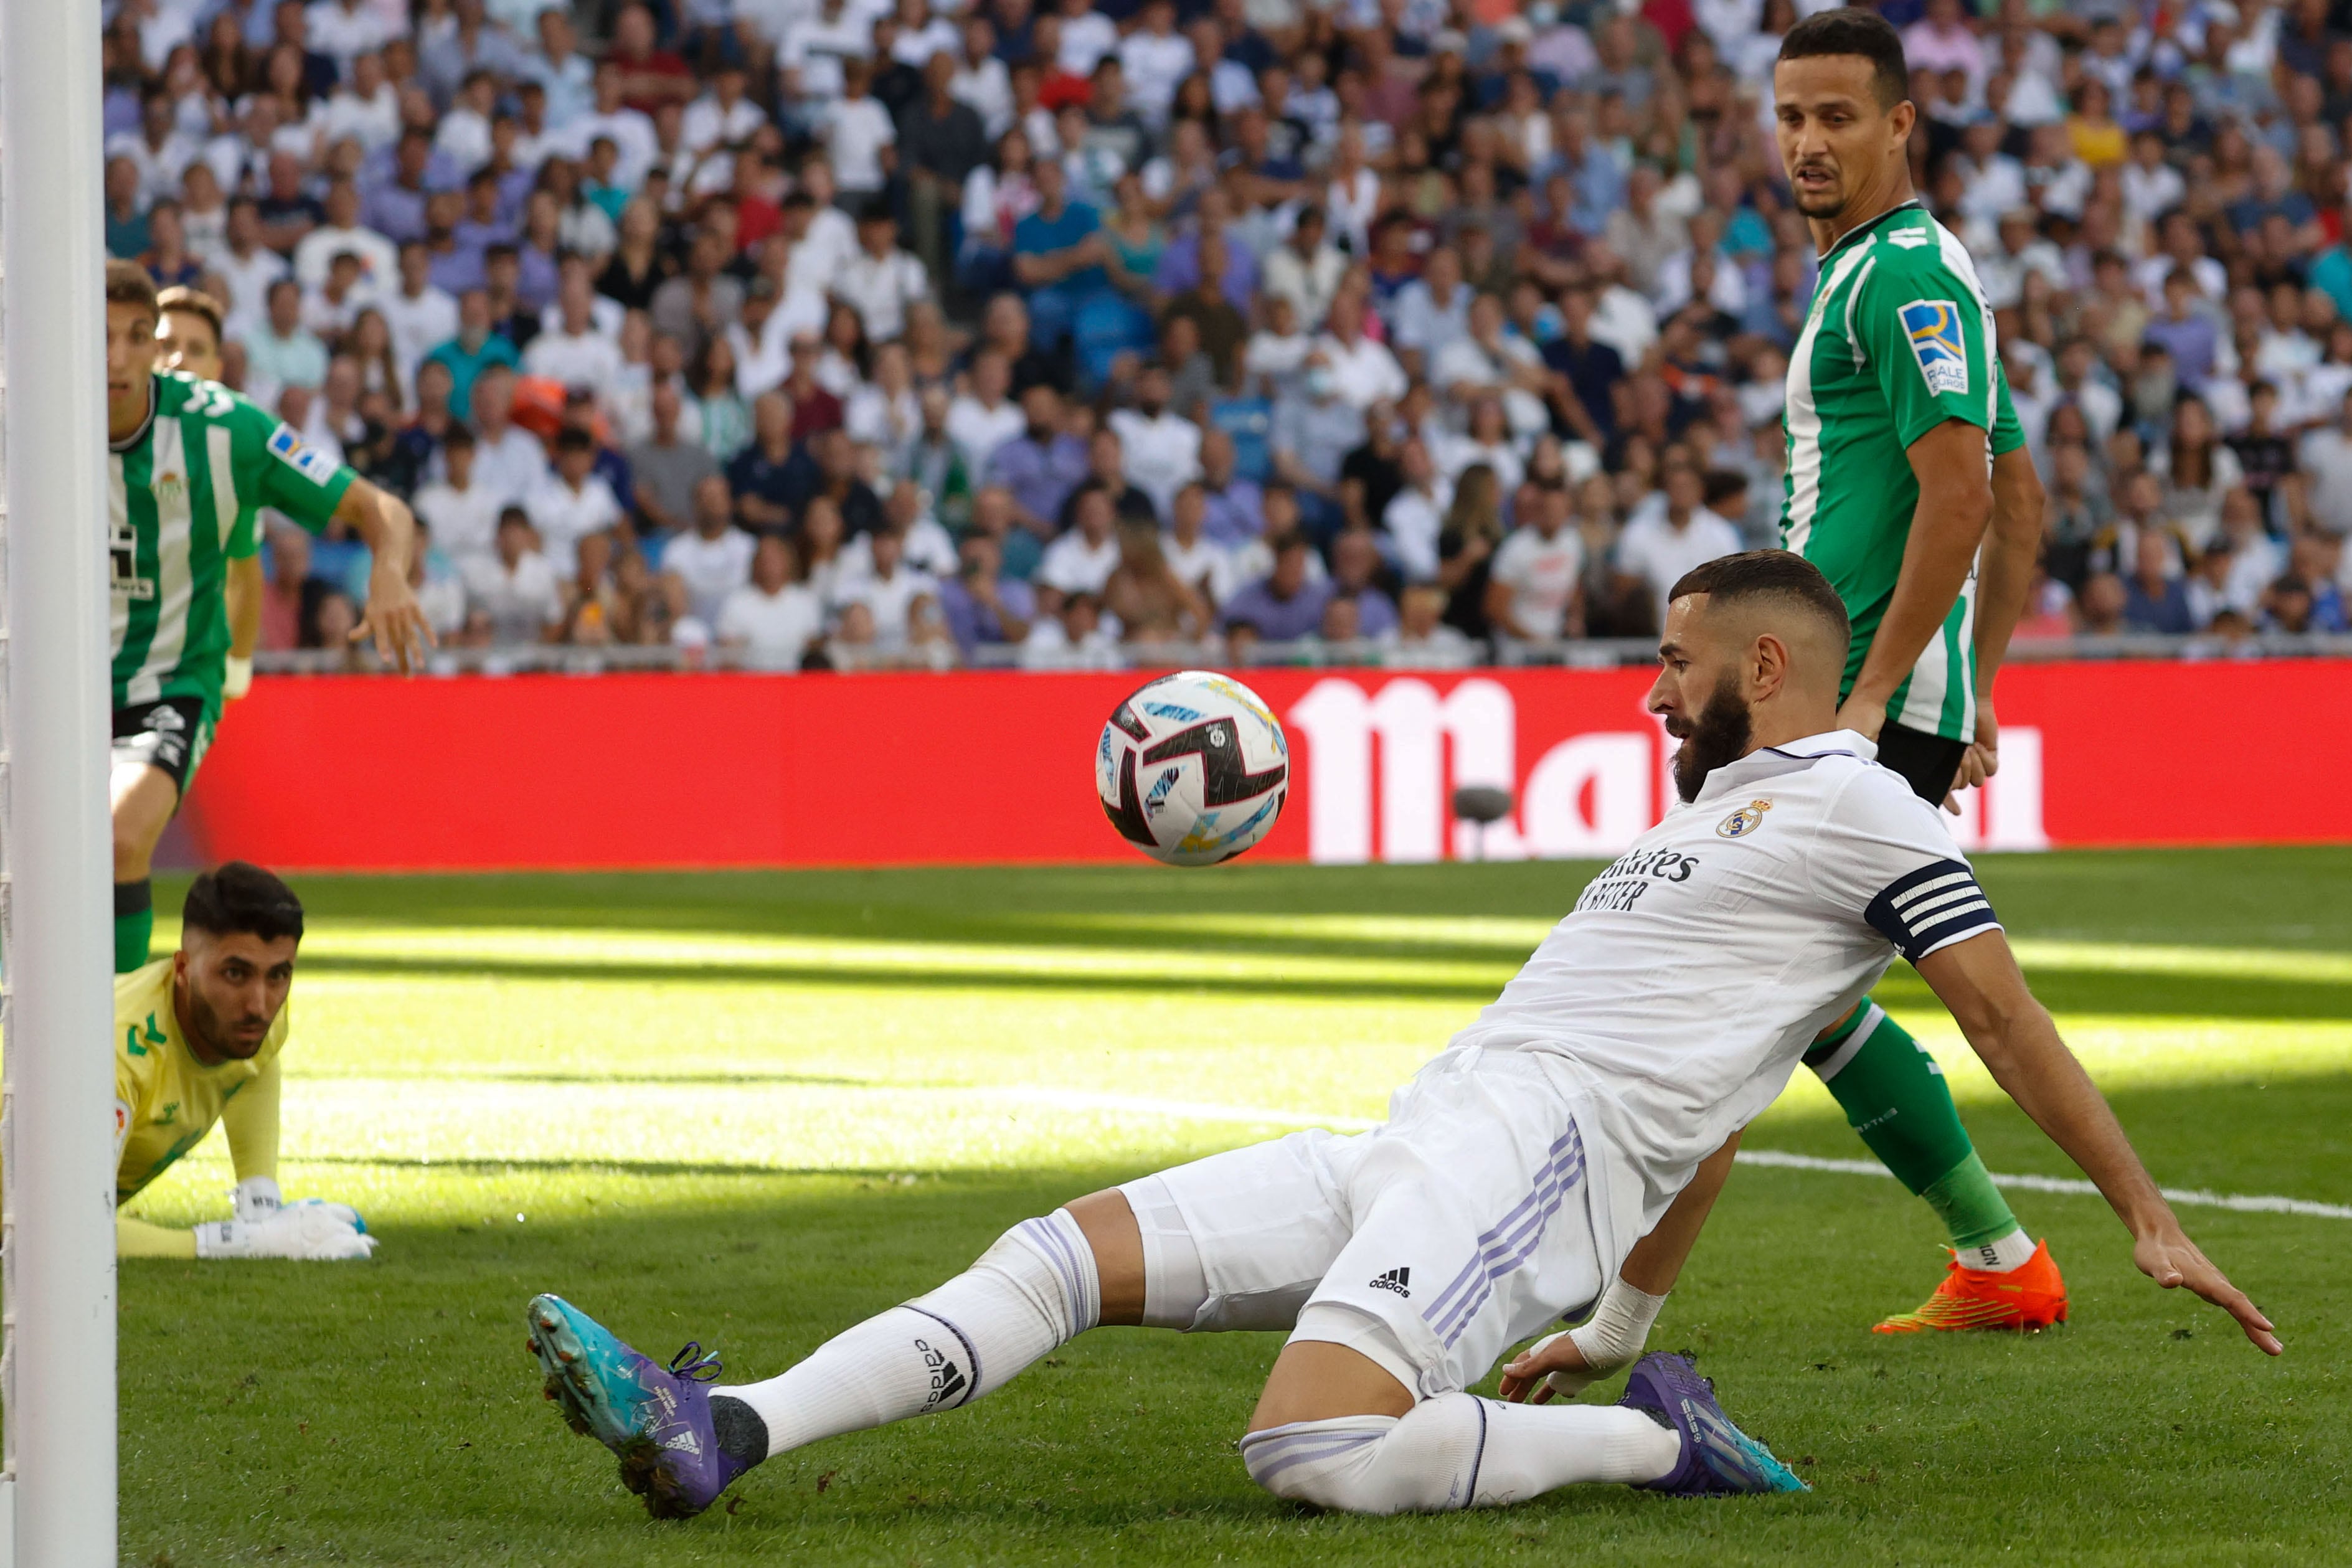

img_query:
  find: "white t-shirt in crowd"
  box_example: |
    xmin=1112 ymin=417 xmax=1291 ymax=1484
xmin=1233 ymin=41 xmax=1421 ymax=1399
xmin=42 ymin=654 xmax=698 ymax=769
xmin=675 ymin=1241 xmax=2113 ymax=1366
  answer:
xmin=1490 ymin=524 xmax=1584 ymax=640
xmin=1161 ymin=531 xmax=1238 ymax=607
xmin=717 ymin=581 xmax=826 ymax=668
xmin=461 ymin=549 xmax=564 ymax=645
xmin=826 ymin=96 xmax=897 ymax=194
xmin=832 ymin=246 xmax=930 ymax=341
xmin=1036 ymin=530 xmax=1121 ymax=596
xmin=378 ymin=283 xmax=460 ymax=379
xmin=829 ymin=563 xmax=938 ymax=645
xmin=468 ymin=427 xmax=553 ymax=508
xmin=1381 ymin=479 xmax=1453 ymax=583
xmin=523 ymin=326 xmax=626 ymax=391
xmin=1107 ymin=407 xmax=1203 ymax=522
xmin=412 ymin=477 xmax=505 ymax=567
xmin=523 ymin=474 xmax=624 ymax=574
xmin=214 ymin=247 xmax=290 ymax=338
xmin=1314 ymin=332 xmax=1410 ymax=410
xmin=663 ymin=526 xmax=758 ymax=627
xmin=1615 ymin=509 xmax=1745 ymax=632
xmin=946 ymin=394 xmax=1024 ymax=471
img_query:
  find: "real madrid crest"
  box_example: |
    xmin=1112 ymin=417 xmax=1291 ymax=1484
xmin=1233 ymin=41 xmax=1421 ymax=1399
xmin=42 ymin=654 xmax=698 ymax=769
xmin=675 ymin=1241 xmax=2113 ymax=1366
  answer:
xmin=1716 ymin=799 xmax=1772 ymax=839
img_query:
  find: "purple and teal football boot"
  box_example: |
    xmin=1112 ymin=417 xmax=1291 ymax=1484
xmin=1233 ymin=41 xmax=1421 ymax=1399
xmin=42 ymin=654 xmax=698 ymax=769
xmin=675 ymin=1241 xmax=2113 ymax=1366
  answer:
xmin=1619 ymin=1351 xmax=1810 ymax=1496
xmin=526 ymin=1293 xmax=753 ymax=1519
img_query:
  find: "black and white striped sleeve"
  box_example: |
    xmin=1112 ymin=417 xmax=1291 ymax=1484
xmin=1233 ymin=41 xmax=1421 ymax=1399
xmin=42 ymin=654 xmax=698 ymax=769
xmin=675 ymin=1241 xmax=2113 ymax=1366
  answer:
xmin=1865 ymin=859 xmax=2003 ymax=962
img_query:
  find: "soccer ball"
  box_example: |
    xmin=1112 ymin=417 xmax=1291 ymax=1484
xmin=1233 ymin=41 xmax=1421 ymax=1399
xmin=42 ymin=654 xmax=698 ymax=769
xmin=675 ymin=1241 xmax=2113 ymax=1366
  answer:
xmin=1097 ymin=671 xmax=1289 ymax=866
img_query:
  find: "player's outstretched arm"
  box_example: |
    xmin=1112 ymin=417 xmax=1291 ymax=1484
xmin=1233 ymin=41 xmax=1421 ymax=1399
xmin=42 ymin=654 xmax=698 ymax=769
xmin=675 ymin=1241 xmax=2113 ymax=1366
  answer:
xmin=1837 ymin=418 xmax=1992 ymax=740
xmin=1500 ymin=1131 xmax=1743 ymax=1402
xmin=334 ymin=479 xmax=436 ymax=672
xmin=1915 ymin=930 xmax=2282 ymax=1354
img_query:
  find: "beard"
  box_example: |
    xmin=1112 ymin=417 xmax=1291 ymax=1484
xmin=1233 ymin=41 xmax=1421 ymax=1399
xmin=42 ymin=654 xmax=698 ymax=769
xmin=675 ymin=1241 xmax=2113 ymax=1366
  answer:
xmin=186 ymin=981 xmax=271 ymax=1061
xmin=1665 ymin=669 xmax=1754 ymax=803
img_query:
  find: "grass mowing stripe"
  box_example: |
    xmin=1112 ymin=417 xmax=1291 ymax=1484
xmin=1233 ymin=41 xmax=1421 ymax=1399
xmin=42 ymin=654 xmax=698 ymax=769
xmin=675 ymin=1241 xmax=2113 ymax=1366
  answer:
xmin=1734 ymin=1148 xmax=2352 ymax=1220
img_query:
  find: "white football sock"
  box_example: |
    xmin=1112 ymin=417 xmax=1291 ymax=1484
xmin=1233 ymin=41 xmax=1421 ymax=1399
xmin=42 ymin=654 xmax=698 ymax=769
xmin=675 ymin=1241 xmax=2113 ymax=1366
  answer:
xmin=724 ymin=1209 xmax=1100 ymax=1458
xmin=1961 ymin=1227 xmax=2038 ymax=1273
xmin=1239 ymin=1393 xmax=1680 ymax=1514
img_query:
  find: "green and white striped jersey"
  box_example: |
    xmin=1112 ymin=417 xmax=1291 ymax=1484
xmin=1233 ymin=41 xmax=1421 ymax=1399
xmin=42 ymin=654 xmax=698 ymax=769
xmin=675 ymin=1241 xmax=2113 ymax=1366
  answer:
xmin=109 ymin=372 xmax=356 ymax=713
xmin=1779 ymin=201 xmax=2005 ymax=744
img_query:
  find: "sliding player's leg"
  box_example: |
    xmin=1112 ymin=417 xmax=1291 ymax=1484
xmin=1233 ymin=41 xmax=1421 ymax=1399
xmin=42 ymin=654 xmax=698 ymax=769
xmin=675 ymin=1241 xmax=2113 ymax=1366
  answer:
xmin=1238 ymin=1055 xmax=1800 ymax=1515
xmin=528 ymin=1129 xmax=1358 ymax=1519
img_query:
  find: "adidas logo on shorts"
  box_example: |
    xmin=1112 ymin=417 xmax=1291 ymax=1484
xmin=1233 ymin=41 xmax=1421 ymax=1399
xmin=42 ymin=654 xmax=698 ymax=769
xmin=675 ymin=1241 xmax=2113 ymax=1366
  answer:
xmin=1368 ymin=1267 xmax=1412 ymax=1298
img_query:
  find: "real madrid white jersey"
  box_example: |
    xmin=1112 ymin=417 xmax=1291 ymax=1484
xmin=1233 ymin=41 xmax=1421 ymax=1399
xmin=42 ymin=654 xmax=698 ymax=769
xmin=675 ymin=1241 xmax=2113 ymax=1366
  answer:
xmin=1448 ymin=729 xmax=2002 ymax=1268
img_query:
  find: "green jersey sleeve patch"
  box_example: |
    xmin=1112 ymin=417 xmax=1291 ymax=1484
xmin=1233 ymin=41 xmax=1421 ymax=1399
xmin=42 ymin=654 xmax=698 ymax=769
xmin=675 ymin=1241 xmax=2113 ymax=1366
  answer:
xmin=266 ymin=422 xmax=341 ymax=486
xmin=1898 ymin=300 xmax=1970 ymax=397
xmin=252 ymin=415 xmax=358 ymax=531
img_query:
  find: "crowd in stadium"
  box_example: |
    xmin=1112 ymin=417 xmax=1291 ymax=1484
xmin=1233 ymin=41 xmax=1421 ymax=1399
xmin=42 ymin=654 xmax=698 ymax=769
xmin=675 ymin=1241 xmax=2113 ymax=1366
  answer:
xmin=98 ymin=0 xmax=2352 ymax=670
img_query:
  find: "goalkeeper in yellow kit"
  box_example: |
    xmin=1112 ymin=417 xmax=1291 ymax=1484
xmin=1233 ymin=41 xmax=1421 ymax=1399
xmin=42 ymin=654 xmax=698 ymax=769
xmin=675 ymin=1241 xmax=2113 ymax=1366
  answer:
xmin=113 ymin=862 xmax=374 ymax=1262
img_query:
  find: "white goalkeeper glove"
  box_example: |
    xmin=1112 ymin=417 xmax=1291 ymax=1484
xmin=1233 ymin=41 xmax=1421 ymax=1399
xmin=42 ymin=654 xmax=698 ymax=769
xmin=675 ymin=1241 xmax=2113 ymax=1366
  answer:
xmin=1526 ymin=1279 xmax=1670 ymax=1399
xmin=234 ymin=1175 xmax=283 ymax=1223
xmin=223 ymin=654 xmax=254 ymax=700
xmin=196 ymin=1198 xmax=377 ymax=1261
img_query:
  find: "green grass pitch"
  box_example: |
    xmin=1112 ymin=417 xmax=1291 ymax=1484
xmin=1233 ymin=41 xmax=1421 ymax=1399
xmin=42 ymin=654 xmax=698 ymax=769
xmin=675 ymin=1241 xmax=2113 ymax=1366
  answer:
xmin=120 ymin=848 xmax=2352 ymax=1566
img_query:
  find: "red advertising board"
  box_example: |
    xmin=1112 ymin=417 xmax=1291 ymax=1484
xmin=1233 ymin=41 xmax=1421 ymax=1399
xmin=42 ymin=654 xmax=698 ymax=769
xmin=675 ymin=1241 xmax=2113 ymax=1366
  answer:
xmin=180 ymin=659 xmax=2352 ymax=872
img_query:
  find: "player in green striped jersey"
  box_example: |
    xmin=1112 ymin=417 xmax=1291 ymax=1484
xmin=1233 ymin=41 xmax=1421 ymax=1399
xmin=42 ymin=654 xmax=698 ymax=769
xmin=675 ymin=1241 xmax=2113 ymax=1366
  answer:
xmin=1767 ymin=12 xmax=2072 ymax=1334
xmin=104 ymin=262 xmax=432 ymax=973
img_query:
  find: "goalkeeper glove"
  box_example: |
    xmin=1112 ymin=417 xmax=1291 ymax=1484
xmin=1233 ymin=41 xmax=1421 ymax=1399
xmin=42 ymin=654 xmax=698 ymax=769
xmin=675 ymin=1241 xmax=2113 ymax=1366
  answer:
xmin=195 ymin=1199 xmax=376 ymax=1261
xmin=223 ymin=654 xmax=254 ymax=701
xmin=233 ymin=1175 xmax=283 ymax=1223
xmin=1526 ymin=1278 xmax=1669 ymax=1399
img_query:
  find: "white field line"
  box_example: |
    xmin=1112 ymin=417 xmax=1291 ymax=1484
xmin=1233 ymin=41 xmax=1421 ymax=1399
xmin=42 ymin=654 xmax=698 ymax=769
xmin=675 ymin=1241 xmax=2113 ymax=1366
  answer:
xmin=1732 ymin=1148 xmax=2352 ymax=1221
xmin=972 ymin=1087 xmax=2352 ymax=1222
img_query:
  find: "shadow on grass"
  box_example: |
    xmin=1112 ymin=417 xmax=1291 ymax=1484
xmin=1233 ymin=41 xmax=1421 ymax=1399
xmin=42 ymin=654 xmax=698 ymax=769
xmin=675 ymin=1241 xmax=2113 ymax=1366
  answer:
xmin=290 ymin=948 xmax=2352 ymax=1021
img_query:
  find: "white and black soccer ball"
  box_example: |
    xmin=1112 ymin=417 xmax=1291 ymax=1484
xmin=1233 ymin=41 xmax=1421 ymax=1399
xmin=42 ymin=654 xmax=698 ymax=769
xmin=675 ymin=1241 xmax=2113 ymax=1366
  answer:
xmin=1096 ymin=671 xmax=1289 ymax=866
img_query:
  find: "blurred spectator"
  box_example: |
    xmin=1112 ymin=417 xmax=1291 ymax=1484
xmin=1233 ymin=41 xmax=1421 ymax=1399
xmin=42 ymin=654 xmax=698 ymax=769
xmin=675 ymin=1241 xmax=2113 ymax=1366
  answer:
xmin=1327 ymin=527 xmax=1399 ymax=638
xmin=1221 ymin=531 xmax=1330 ymax=644
xmin=526 ymin=428 xmax=625 ymax=574
xmin=628 ymin=381 xmax=720 ymax=539
xmin=1102 ymin=522 xmax=1210 ymax=644
xmin=411 ymin=425 xmax=501 ymax=570
xmin=2122 ymin=530 xmax=2195 ymax=635
xmin=1382 ymin=582 xmax=1477 ymax=668
xmin=831 ymin=523 xmax=938 ymax=647
xmin=663 ymin=476 xmax=758 ymax=631
xmin=718 ymin=534 xmax=824 ymax=669
xmin=244 ymin=277 xmax=329 ymax=400
xmin=938 ymin=529 xmax=1037 ymax=654
xmin=1486 ymin=485 xmax=1584 ymax=643
xmin=463 ymin=506 xmax=565 ymax=646
xmin=1615 ymin=457 xmax=1744 ymax=631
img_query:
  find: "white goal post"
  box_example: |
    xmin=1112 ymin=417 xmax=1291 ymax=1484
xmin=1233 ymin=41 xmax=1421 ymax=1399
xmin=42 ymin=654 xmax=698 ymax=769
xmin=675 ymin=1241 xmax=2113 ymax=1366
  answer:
xmin=0 ymin=0 xmax=120 ymax=1562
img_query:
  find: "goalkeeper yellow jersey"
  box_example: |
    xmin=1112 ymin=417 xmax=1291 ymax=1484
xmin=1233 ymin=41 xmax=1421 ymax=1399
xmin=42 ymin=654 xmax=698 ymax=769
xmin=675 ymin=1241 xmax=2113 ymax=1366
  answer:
xmin=115 ymin=958 xmax=285 ymax=1204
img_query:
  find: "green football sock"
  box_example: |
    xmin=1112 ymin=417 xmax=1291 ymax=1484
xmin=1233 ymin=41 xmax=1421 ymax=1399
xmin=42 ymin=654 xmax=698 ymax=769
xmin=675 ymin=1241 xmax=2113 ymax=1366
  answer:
xmin=113 ymin=879 xmax=154 ymax=974
xmin=1805 ymin=999 xmax=2019 ymax=1250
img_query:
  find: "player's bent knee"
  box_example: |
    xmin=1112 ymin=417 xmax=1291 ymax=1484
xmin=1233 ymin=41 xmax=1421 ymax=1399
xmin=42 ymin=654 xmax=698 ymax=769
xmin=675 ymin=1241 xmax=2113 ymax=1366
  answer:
xmin=1241 ymin=1394 xmax=1486 ymax=1514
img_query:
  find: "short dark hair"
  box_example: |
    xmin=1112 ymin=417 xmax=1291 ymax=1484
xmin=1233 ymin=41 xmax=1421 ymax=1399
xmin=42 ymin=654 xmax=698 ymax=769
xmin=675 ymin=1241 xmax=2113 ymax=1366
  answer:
xmin=156 ymin=285 xmax=225 ymax=342
xmin=1777 ymin=8 xmax=1909 ymax=110
xmin=105 ymin=258 xmax=158 ymax=322
xmin=182 ymin=862 xmax=305 ymax=944
xmin=1668 ymin=549 xmax=1852 ymax=655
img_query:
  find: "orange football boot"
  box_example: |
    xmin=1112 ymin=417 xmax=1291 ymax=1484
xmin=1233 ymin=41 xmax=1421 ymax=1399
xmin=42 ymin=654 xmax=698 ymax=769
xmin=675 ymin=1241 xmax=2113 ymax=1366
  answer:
xmin=1873 ymin=1239 xmax=2069 ymax=1333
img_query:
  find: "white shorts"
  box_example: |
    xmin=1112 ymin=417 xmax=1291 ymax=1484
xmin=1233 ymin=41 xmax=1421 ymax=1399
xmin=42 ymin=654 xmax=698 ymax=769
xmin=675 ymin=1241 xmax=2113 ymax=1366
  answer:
xmin=1119 ymin=1049 xmax=1607 ymax=1400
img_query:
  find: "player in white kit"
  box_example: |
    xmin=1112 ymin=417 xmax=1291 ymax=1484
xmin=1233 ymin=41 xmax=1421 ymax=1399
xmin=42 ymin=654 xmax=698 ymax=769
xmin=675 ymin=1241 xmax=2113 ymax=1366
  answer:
xmin=525 ymin=551 xmax=2279 ymax=1522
